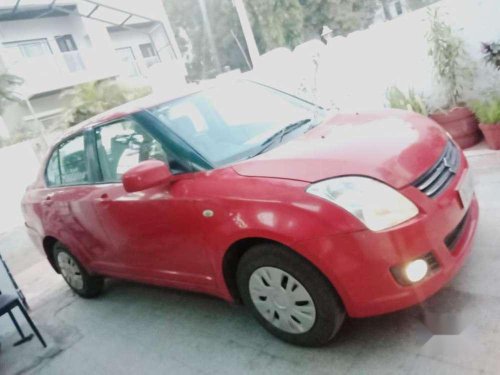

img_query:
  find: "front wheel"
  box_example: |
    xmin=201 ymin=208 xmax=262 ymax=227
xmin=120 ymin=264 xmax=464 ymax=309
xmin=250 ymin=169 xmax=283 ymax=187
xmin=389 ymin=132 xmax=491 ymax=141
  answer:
xmin=237 ymin=243 xmax=345 ymax=347
xmin=53 ymin=243 xmax=104 ymax=298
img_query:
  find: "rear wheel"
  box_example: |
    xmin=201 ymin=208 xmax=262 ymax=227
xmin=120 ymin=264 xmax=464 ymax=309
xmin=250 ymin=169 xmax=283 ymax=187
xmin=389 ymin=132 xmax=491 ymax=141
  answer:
xmin=237 ymin=243 xmax=345 ymax=347
xmin=53 ymin=242 xmax=103 ymax=298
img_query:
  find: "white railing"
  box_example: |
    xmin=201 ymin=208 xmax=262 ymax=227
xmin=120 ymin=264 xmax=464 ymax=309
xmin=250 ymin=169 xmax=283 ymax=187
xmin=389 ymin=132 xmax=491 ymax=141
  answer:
xmin=1 ymin=48 xmax=119 ymax=95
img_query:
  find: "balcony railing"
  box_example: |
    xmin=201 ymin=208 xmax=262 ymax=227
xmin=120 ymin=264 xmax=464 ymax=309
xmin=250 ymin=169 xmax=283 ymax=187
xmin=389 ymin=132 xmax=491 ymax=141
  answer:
xmin=1 ymin=48 xmax=119 ymax=95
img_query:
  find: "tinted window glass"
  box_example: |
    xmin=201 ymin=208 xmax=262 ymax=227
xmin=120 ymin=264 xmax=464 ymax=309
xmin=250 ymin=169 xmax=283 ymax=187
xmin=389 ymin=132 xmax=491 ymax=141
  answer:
xmin=58 ymin=135 xmax=89 ymax=185
xmin=152 ymin=81 xmax=323 ymax=167
xmin=95 ymin=119 xmax=169 ymax=182
xmin=46 ymin=149 xmax=61 ymax=186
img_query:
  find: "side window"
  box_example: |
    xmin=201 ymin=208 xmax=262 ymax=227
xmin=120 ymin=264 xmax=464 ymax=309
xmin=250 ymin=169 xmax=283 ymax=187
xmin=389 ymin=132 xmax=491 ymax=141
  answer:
xmin=46 ymin=149 xmax=61 ymax=186
xmin=59 ymin=135 xmax=89 ymax=185
xmin=95 ymin=119 xmax=169 ymax=182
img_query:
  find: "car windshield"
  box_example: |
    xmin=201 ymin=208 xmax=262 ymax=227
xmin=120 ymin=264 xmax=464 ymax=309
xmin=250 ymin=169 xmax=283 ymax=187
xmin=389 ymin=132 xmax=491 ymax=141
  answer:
xmin=151 ymin=81 xmax=324 ymax=167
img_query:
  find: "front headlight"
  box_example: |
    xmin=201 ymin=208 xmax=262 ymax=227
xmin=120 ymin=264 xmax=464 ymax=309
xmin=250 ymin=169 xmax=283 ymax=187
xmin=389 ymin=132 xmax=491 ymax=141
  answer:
xmin=306 ymin=176 xmax=419 ymax=231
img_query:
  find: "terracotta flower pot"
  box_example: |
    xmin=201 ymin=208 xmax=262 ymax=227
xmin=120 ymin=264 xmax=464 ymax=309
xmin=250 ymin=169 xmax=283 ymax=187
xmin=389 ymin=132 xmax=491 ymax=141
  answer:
xmin=429 ymin=107 xmax=482 ymax=149
xmin=479 ymin=123 xmax=500 ymax=150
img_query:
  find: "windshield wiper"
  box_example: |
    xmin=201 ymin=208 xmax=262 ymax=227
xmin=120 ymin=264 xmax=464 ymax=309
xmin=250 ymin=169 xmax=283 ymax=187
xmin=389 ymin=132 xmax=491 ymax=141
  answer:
xmin=249 ymin=118 xmax=313 ymax=158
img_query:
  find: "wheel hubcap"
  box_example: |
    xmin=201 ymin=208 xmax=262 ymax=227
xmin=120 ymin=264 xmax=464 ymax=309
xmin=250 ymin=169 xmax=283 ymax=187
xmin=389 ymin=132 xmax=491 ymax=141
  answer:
xmin=249 ymin=267 xmax=316 ymax=334
xmin=57 ymin=252 xmax=84 ymax=290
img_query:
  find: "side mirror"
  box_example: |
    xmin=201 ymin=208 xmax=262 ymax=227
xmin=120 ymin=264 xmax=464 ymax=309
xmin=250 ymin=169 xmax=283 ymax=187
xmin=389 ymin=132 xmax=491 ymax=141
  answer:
xmin=122 ymin=160 xmax=172 ymax=193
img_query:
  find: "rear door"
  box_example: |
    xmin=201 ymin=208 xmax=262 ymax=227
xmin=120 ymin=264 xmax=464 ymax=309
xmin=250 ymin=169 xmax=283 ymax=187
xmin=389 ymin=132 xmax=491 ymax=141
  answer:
xmin=38 ymin=132 xmax=108 ymax=266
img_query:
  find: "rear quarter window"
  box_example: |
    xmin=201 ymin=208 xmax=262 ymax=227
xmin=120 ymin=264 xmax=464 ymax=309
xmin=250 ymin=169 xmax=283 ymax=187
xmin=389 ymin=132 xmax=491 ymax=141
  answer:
xmin=46 ymin=149 xmax=62 ymax=186
xmin=45 ymin=134 xmax=89 ymax=187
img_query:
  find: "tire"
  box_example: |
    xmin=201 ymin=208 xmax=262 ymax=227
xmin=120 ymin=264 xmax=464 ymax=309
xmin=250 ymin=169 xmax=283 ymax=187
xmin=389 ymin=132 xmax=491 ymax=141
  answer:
xmin=237 ymin=243 xmax=345 ymax=347
xmin=53 ymin=242 xmax=104 ymax=298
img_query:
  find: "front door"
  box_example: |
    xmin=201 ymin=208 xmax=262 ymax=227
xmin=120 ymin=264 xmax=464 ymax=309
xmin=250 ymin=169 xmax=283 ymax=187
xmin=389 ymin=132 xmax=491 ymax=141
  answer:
xmin=89 ymin=118 xmax=214 ymax=287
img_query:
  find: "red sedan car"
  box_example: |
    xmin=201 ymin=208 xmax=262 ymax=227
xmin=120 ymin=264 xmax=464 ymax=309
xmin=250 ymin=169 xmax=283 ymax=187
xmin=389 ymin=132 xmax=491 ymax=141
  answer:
xmin=22 ymin=81 xmax=478 ymax=346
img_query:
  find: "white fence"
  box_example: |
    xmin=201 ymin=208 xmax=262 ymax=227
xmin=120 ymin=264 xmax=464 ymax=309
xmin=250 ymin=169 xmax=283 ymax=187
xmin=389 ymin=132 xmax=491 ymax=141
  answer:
xmin=250 ymin=0 xmax=500 ymax=112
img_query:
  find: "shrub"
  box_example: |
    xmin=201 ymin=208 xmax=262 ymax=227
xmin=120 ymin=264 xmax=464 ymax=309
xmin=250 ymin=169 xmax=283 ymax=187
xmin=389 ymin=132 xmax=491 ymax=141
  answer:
xmin=470 ymin=97 xmax=500 ymax=124
xmin=386 ymin=86 xmax=428 ymax=116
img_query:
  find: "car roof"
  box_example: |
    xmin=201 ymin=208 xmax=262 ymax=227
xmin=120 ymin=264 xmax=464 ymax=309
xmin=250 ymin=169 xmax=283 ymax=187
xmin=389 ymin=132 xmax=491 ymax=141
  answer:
xmin=55 ymin=83 xmax=206 ymax=143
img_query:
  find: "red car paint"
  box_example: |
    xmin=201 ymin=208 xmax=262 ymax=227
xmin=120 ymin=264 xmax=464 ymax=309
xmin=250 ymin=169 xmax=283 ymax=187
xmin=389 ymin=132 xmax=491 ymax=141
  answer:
xmin=21 ymin=93 xmax=478 ymax=318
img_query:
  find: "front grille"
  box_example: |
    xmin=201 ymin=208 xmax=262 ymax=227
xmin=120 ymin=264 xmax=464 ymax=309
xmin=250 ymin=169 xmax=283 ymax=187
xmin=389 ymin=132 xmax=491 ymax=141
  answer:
xmin=412 ymin=141 xmax=460 ymax=198
xmin=445 ymin=210 xmax=470 ymax=251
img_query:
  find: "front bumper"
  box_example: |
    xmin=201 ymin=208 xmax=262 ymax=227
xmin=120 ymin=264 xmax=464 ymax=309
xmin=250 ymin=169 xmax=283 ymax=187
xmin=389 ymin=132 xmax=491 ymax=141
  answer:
xmin=294 ymin=159 xmax=479 ymax=318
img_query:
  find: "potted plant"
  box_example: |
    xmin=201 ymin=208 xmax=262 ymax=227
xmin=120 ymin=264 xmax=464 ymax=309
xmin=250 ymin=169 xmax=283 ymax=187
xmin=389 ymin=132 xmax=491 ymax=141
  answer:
xmin=426 ymin=9 xmax=481 ymax=149
xmin=470 ymin=97 xmax=500 ymax=149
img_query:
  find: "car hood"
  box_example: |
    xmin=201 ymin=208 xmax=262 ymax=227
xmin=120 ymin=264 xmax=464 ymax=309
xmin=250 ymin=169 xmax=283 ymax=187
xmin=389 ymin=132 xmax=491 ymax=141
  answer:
xmin=232 ymin=109 xmax=448 ymax=189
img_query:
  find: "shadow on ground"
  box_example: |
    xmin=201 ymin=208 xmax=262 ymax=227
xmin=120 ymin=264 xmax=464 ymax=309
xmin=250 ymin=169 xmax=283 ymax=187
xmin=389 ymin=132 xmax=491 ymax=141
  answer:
xmin=2 ymin=271 xmax=498 ymax=375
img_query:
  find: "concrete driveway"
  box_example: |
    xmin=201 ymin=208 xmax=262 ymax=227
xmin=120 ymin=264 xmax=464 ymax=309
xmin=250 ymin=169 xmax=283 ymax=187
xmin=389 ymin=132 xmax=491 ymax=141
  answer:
xmin=1 ymin=148 xmax=499 ymax=375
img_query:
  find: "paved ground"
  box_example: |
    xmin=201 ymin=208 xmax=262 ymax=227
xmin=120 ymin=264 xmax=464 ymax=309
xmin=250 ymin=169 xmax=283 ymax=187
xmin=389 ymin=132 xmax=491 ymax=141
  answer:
xmin=1 ymin=147 xmax=500 ymax=375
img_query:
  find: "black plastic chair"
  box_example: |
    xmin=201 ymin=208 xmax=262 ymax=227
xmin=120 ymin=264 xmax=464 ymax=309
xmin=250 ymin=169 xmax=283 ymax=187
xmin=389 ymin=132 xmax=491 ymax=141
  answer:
xmin=0 ymin=293 xmax=46 ymax=347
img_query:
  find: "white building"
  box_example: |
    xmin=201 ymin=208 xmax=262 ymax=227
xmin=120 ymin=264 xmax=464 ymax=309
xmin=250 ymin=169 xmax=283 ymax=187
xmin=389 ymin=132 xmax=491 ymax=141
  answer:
xmin=0 ymin=0 xmax=184 ymax=141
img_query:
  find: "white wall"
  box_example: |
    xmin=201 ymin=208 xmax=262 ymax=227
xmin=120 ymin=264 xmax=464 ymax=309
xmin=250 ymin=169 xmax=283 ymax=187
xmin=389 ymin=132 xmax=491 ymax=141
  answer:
xmin=251 ymin=0 xmax=500 ymax=112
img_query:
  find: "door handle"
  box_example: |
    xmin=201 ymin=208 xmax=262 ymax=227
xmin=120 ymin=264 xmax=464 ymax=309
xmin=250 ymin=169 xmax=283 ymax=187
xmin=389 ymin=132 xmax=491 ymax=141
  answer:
xmin=42 ymin=193 xmax=54 ymax=205
xmin=97 ymin=193 xmax=110 ymax=206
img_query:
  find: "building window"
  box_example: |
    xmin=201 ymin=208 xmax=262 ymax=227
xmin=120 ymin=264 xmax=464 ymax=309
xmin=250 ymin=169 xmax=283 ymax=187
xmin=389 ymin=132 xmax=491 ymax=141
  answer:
xmin=139 ymin=43 xmax=160 ymax=67
xmin=139 ymin=43 xmax=156 ymax=58
xmin=3 ymin=39 xmax=52 ymax=64
xmin=55 ymin=34 xmax=85 ymax=73
xmin=55 ymin=35 xmax=77 ymax=52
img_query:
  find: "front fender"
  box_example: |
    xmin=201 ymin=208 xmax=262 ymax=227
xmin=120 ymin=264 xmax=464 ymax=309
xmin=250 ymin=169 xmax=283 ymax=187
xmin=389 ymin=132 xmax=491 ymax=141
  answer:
xmin=195 ymin=178 xmax=365 ymax=300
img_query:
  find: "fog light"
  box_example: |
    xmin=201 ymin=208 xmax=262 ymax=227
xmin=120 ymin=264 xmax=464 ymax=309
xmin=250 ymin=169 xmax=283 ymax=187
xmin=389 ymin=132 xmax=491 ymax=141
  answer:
xmin=404 ymin=259 xmax=428 ymax=283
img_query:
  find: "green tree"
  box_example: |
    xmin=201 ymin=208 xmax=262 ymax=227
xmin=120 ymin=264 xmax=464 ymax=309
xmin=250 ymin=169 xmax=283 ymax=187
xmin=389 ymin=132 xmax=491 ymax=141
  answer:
xmin=164 ymin=0 xmax=249 ymax=81
xmin=244 ymin=0 xmax=304 ymax=52
xmin=164 ymin=0 xmax=380 ymax=78
xmin=244 ymin=0 xmax=378 ymax=53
